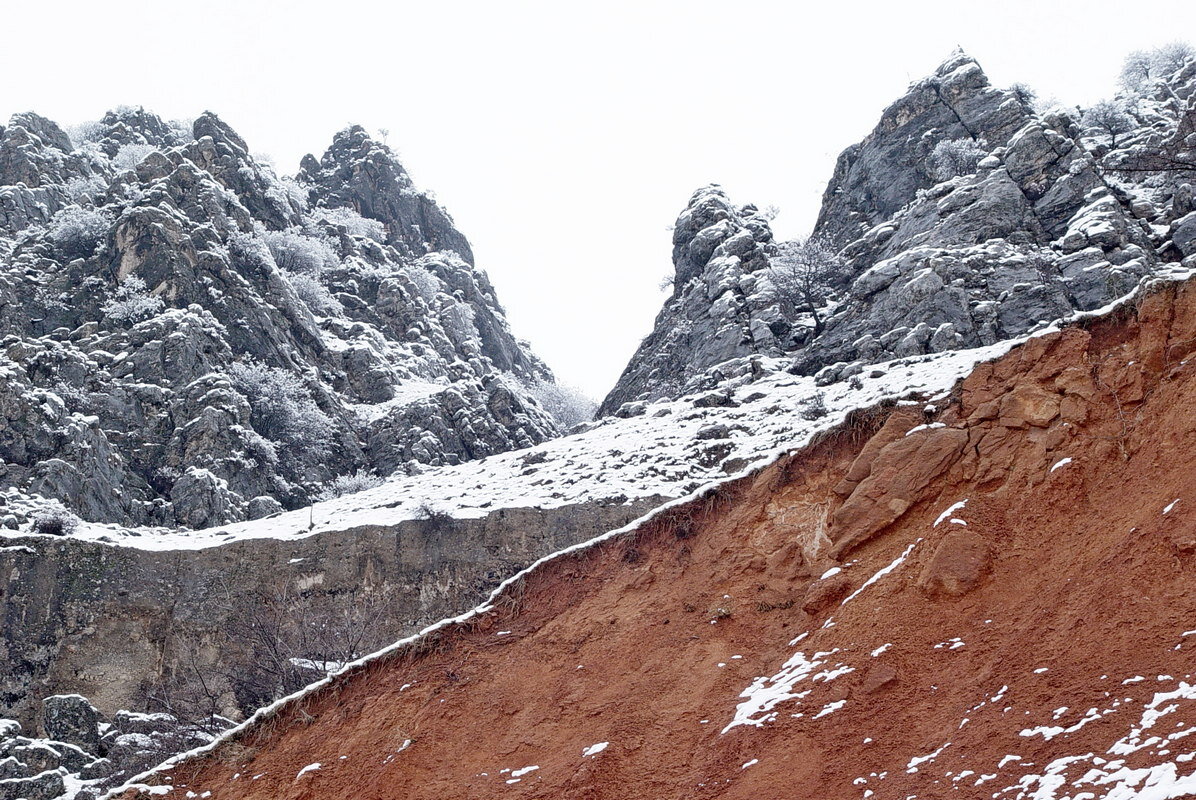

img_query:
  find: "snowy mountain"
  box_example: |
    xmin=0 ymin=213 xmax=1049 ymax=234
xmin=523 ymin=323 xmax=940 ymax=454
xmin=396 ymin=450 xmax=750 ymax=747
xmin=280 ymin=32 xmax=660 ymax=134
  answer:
xmin=5 ymin=44 xmax=1196 ymax=800
xmin=600 ymin=50 xmax=1196 ymax=413
xmin=0 ymin=109 xmax=563 ymax=529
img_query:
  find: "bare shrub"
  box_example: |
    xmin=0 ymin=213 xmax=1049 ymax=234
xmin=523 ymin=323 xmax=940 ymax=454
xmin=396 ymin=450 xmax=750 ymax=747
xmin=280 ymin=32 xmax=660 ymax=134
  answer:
xmin=32 ymin=507 xmax=79 ymax=536
xmin=315 ymin=469 xmax=384 ymax=501
xmin=800 ymin=392 xmax=829 ymax=421
xmin=929 ymin=138 xmax=987 ymax=180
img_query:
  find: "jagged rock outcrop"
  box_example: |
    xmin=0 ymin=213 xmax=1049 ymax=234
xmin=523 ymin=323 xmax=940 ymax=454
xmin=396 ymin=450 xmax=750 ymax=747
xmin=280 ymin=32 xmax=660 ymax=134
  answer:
xmin=298 ymin=125 xmax=475 ymax=264
xmin=601 ymin=50 xmax=1196 ymax=411
xmin=815 ymin=50 xmax=1034 ymax=250
xmin=0 ymin=697 xmax=227 ymax=799
xmin=0 ymin=108 xmax=564 ymax=527
xmin=598 ymin=186 xmax=779 ymax=414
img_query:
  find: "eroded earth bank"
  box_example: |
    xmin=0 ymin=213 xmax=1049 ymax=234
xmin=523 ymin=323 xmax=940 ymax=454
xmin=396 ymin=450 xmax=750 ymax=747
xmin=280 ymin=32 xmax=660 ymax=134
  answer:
xmin=117 ymin=277 xmax=1196 ymax=798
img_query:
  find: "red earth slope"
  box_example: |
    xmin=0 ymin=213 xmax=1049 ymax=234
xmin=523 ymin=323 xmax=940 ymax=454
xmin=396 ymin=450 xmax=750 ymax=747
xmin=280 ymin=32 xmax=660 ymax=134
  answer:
xmin=122 ymin=279 xmax=1196 ymax=799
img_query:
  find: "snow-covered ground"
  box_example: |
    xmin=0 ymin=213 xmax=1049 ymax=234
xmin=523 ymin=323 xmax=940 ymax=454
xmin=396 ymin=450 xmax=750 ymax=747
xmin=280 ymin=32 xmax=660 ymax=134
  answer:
xmin=5 ymin=341 xmax=1016 ymax=553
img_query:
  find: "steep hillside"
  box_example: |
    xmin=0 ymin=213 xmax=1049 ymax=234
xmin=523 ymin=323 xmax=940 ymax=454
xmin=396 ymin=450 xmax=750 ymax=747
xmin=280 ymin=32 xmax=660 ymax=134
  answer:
xmin=112 ymin=274 xmax=1196 ymax=799
xmin=601 ymin=49 xmax=1196 ymax=413
xmin=0 ymin=109 xmax=559 ymax=529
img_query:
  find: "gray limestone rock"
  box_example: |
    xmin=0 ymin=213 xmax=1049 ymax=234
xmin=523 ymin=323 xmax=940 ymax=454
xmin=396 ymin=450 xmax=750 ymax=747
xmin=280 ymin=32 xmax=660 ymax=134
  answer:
xmin=0 ymin=110 xmax=564 ymax=528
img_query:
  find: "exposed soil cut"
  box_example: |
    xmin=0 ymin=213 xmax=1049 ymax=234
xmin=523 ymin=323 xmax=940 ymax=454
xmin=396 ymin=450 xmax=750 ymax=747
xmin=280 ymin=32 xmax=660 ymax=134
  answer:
xmin=120 ymin=280 xmax=1196 ymax=799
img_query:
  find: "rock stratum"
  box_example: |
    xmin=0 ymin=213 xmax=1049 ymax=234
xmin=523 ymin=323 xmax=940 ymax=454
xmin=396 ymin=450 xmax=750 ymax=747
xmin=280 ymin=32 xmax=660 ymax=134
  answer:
xmin=116 ymin=273 xmax=1196 ymax=800
xmin=600 ymin=50 xmax=1196 ymax=413
xmin=0 ymin=108 xmax=561 ymax=530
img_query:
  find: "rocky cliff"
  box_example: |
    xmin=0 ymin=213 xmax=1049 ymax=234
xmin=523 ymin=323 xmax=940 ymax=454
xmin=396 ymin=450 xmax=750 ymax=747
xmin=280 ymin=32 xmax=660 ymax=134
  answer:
xmin=114 ymin=273 xmax=1196 ymax=800
xmin=600 ymin=50 xmax=1196 ymax=413
xmin=0 ymin=108 xmax=560 ymax=529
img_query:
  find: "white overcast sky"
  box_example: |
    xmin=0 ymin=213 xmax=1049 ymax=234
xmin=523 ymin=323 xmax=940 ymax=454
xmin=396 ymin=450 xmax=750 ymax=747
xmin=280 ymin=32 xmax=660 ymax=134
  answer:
xmin=4 ymin=0 xmax=1196 ymax=397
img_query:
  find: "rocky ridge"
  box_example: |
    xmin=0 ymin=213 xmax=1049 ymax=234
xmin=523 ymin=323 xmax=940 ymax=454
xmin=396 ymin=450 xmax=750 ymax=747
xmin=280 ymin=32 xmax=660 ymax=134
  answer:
xmin=0 ymin=108 xmax=564 ymax=528
xmin=601 ymin=49 xmax=1196 ymax=413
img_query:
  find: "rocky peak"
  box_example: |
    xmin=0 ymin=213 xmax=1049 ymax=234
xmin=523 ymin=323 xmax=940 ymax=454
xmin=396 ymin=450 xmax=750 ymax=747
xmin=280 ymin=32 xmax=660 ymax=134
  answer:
xmin=299 ymin=124 xmax=475 ymax=263
xmin=602 ymin=51 xmax=1191 ymax=412
xmin=0 ymin=109 xmax=564 ymax=530
xmin=816 ymin=50 xmax=1033 ymax=251
xmin=598 ymin=184 xmax=779 ymax=415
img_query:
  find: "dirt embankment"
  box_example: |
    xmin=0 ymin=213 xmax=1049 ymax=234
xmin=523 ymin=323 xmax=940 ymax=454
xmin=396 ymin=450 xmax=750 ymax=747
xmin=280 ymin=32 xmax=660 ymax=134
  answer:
xmin=121 ymin=279 xmax=1196 ymax=799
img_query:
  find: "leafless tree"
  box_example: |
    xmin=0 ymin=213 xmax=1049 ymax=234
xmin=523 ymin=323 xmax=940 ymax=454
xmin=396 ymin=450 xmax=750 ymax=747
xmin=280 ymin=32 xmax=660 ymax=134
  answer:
xmin=768 ymin=237 xmax=844 ymax=335
xmin=143 ymin=578 xmax=392 ymax=723
xmin=1083 ymin=101 xmax=1136 ymax=149
xmin=1119 ymin=42 xmax=1196 ymax=93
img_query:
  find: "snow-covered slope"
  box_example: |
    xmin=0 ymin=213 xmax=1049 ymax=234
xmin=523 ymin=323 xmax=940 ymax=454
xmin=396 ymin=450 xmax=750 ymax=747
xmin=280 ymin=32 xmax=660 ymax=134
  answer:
xmin=8 ymin=338 xmax=1023 ymax=552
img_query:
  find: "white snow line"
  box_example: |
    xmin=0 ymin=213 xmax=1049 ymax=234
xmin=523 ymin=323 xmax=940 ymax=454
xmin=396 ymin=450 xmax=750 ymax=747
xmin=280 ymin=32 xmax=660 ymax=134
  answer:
xmin=934 ymin=500 xmax=968 ymax=528
xmin=1049 ymin=457 xmax=1072 ymax=473
xmin=840 ymin=539 xmax=922 ymax=607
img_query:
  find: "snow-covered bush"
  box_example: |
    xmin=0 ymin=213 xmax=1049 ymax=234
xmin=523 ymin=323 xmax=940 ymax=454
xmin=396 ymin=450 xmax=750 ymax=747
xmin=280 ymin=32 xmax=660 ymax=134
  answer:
xmin=227 ymin=361 xmax=335 ymax=458
xmin=46 ymin=205 xmax=110 ymax=260
xmin=112 ymin=143 xmax=157 ymax=171
xmin=1082 ymin=101 xmax=1136 ymax=149
xmin=65 ymin=119 xmax=106 ymax=147
xmin=227 ymin=230 xmax=275 ymax=274
xmin=32 ymin=507 xmax=79 ymax=536
xmin=286 ymin=272 xmax=342 ymax=316
xmin=527 ymin=379 xmax=596 ymax=428
xmin=929 ymin=138 xmax=987 ymax=181
xmin=102 ymin=275 xmax=165 ymax=323
xmin=261 ymin=228 xmax=338 ymax=274
xmin=168 ymin=117 xmax=195 ymax=141
xmin=405 ymin=264 xmax=441 ymax=303
xmin=315 ymin=469 xmax=384 ymax=501
xmin=64 ymin=175 xmax=107 ymax=204
xmin=311 ymin=206 xmax=386 ymax=242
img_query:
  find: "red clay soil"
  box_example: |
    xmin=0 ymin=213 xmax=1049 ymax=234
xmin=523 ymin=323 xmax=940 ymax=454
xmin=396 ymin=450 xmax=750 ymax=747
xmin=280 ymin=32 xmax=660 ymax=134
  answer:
xmin=123 ymin=280 xmax=1196 ymax=799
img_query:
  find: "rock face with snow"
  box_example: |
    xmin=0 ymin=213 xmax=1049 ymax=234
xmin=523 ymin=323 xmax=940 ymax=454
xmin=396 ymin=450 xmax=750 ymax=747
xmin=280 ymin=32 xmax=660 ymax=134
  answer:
xmin=0 ymin=108 xmax=562 ymax=528
xmin=0 ymin=696 xmax=226 ymax=799
xmin=598 ymin=186 xmax=780 ymax=414
xmin=601 ymin=50 xmax=1196 ymax=411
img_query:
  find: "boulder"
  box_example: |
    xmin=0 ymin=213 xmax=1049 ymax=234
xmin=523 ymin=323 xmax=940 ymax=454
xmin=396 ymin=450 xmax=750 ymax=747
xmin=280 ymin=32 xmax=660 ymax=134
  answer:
xmin=42 ymin=695 xmax=101 ymax=754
